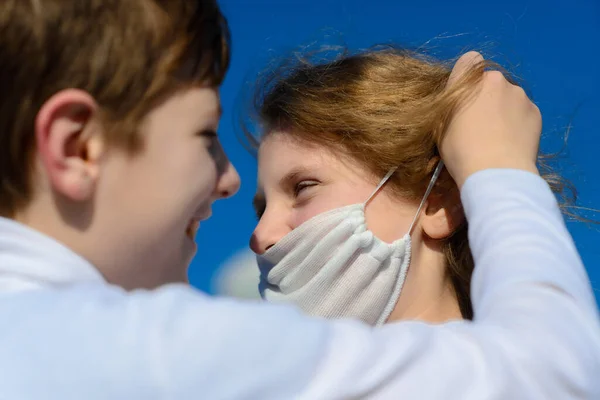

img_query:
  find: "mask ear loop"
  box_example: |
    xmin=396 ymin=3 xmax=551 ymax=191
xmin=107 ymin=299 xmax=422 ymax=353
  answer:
xmin=407 ymin=160 xmax=445 ymax=235
xmin=364 ymin=167 xmax=398 ymax=206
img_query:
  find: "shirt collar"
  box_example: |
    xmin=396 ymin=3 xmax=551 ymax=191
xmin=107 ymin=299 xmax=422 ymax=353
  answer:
xmin=0 ymin=217 xmax=105 ymax=292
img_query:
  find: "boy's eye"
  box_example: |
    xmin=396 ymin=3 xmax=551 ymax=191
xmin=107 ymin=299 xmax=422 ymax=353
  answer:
xmin=199 ymin=129 xmax=218 ymax=139
xmin=294 ymin=180 xmax=318 ymax=197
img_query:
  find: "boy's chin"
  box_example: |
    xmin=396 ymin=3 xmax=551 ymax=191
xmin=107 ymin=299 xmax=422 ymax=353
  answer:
xmin=137 ymin=273 xmax=190 ymax=290
xmin=122 ymin=263 xmax=191 ymax=290
xmin=156 ymin=264 xmax=191 ymax=288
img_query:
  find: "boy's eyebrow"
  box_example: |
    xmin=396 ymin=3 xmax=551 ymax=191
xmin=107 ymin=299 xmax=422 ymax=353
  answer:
xmin=203 ymin=103 xmax=222 ymax=121
xmin=208 ymin=105 xmax=222 ymax=123
xmin=201 ymin=104 xmax=222 ymax=131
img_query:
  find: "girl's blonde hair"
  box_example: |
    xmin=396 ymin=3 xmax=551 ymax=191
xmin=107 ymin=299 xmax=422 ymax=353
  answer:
xmin=244 ymin=46 xmax=576 ymax=319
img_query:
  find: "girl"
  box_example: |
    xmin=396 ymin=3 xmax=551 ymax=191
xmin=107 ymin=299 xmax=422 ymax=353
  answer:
xmin=248 ymin=46 xmax=592 ymax=325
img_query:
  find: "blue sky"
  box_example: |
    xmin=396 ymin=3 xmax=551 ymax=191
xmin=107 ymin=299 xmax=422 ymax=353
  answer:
xmin=189 ymin=0 xmax=600 ymax=306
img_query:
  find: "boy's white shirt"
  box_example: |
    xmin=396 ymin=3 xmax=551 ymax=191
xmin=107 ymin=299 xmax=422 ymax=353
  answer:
xmin=0 ymin=169 xmax=598 ymax=399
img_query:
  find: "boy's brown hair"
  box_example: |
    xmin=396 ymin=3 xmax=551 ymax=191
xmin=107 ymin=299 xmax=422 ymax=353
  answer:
xmin=0 ymin=0 xmax=230 ymax=217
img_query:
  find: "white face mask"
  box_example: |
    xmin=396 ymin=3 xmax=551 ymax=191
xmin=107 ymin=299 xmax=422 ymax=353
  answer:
xmin=257 ymin=161 xmax=445 ymax=326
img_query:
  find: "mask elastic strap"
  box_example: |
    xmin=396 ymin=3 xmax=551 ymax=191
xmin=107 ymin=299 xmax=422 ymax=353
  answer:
xmin=364 ymin=167 xmax=398 ymax=206
xmin=407 ymin=160 xmax=445 ymax=234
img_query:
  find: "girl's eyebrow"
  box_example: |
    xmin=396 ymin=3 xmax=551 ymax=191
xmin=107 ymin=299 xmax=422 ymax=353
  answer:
xmin=277 ymin=166 xmax=312 ymax=191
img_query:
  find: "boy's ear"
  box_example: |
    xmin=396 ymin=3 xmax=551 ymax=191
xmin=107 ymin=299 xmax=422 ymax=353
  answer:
xmin=420 ymin=189 xmax=465 ymax=240
xmin=35 ymin=89 xmax=105 ymax=201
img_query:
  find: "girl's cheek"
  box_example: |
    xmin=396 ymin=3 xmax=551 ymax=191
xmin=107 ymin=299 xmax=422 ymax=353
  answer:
xmin=290 ymin=197 xmax=339 ymax=228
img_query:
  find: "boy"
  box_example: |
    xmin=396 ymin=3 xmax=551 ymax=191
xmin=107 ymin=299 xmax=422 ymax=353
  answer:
xmin=0 ymin=1 xmax=597 ymax=398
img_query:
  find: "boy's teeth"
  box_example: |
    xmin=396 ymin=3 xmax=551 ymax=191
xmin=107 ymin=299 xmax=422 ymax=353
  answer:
xmin=186 ymin=221 xmax=199 ymax=239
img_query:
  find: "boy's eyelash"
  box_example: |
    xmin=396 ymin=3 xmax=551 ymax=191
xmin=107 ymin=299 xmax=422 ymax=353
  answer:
xmin=200 ymin=129 xmax=218 ymax=138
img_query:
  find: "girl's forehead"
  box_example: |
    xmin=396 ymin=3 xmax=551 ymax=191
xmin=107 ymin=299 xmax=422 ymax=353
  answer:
xmin=258 ymin=134 xmax=382 ymax=188
xmin=258 ymin=135 xmax=329 ymax=170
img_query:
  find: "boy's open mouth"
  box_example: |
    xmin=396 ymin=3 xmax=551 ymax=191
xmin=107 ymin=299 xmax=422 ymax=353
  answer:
xmin=185 ymin=220 xmax=200 ymax=240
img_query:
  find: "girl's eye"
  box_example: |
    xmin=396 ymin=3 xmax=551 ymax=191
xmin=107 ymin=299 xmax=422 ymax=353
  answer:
xmin=294 ymin=180 xmax=318 ymax=197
